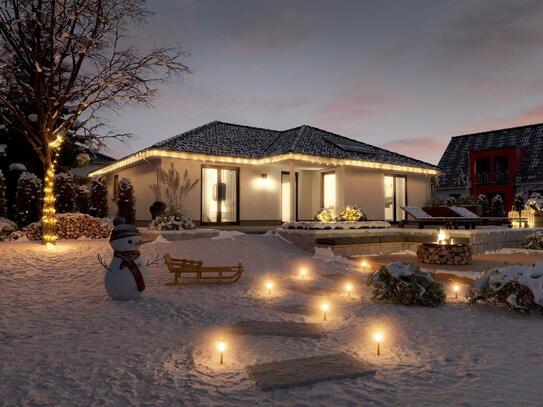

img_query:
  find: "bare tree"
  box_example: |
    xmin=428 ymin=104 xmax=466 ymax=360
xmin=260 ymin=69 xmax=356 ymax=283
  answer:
xmin=0 ymin=0 xmax=190 ymax=243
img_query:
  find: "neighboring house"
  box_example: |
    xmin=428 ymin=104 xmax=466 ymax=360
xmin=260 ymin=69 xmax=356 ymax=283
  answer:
xmin=71 ymin=152 xmax=116 ymax=178
xmin=89 ymin=121 xmax=439 ymax=225
xmin=434 ymin=123 xmax=543 ymax=210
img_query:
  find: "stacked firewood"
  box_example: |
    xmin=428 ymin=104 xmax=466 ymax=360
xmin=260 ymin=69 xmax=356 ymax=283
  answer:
xmin=24 ymin=213 xmax=113 ymax=240
xmin=417 ymin=243 xmax=473 ymax=265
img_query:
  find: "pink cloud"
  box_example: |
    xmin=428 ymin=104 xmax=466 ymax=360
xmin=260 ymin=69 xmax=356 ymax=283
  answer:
xmin=380 ymin=136 xmax=449 ymax=165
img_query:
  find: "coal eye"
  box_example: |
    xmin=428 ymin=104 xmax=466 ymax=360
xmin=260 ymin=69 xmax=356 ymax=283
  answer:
xmin=128 ymin=239 xmax=132 ymax=244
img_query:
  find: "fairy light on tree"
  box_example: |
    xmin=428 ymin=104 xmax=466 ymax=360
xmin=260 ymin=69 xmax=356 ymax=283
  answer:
xmin=0 ymin=0 xmax=190 ymax=247
xmin=41 ymin=133 xmax=64 ymax=245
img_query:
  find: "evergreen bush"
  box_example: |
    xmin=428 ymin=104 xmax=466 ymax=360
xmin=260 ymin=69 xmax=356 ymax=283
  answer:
xmin=89 ymin=176 xmax=108 ymax=218
xmin=477 ymin=194 xmax=490 ymax=216
xmin=15 ymin=172 xmax=42 ymax=227
xmin=54 ymin=172 xmax=76 ymax=213
xmin=75 ymin=185 xmax=91 ymax=214
xmin=490 ymin=195 xmax=505 ymax=217
xmin=116 ymin=178 xmax=136 ymax=225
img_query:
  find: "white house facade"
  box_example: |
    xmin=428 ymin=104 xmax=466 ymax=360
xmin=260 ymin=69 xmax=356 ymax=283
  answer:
xmin=89 ymin=121 xmax=439 ymax=225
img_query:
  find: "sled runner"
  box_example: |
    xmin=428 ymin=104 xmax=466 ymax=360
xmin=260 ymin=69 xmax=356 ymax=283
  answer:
xmin=164 ymin=253 xmax=244 ymax=285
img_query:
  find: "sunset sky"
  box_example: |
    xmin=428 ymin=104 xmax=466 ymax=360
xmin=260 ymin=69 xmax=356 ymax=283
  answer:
xmin=105 ymin=0 xmax=543 ymax=164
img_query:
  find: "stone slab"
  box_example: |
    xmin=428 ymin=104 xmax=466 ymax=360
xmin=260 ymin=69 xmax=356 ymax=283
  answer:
xmin=247 ymin=352 xmax=376 ymax=391
xmin=228 ymin=321 xmax=323 ymax=338
xmin=269 ymin=304 xmax=313 ymax=315
xmin=287 ymin=284 xmax=337 ymax=296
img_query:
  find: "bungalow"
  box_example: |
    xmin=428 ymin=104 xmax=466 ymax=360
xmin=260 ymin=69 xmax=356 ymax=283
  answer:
xmin=89 ymin=121 xmax=439 ymax=226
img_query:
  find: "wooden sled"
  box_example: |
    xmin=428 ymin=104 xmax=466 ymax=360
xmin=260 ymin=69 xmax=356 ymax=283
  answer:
xmin=164 ymin=253 xmax=244 ymax=285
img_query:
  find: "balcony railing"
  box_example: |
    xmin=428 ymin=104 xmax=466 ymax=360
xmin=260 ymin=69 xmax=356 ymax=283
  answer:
xmin=475 ymin=171 xmax=509 ymax=185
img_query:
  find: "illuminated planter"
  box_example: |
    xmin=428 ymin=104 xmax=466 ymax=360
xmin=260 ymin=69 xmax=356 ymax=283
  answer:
xmin=417 ymin=243 xmax=472 ymax=265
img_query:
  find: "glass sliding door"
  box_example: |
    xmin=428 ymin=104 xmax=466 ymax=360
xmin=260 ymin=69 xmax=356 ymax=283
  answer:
xmin=384 ymin=175 xmax=407 ymax=222
xmin=322 ymin=172 xmax=336 ymax=210
xmin=201 ymin=166 xmax=239 ymax=224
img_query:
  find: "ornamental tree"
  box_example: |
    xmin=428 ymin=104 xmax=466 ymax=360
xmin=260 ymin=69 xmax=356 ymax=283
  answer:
xmin=0 ymin=0 xmax=190 ymax=243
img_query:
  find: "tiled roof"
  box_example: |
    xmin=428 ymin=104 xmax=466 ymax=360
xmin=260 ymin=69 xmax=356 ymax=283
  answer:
xmin=151 ymin=121 xmax=438 ymax=170
xmin=437 ymin=123 xmax=543 ymax=188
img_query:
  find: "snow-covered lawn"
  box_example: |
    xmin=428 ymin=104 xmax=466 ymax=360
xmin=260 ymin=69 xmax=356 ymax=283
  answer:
xmin=1 ymin=235 xmax=542 ymax=406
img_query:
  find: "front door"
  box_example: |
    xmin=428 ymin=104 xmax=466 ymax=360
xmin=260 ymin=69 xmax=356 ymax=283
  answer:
xmin=281 ymin=172 xmax=298 ymax=222
xmin=384 ymin=175 xmax=406 ymax=222
xmin=201 ymin=166 xmax=239 ymax=224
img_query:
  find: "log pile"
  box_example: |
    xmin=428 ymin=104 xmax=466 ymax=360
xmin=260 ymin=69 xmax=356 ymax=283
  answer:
xmin=417 ymin=243 xmax=473 ymax=265
xmin=24 ymin=213 xmax=113 ymax=241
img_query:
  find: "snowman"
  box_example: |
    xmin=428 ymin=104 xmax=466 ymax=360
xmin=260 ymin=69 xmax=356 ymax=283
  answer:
xmin=105 ymin=223 xmax=148 ymax=300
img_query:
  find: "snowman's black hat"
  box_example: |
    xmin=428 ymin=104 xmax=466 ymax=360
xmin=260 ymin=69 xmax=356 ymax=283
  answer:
xmin=109 ymin=224 xmax=140 ymax=242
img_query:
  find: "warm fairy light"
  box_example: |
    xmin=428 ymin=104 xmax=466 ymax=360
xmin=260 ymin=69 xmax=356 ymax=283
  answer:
xmin=41 ymin=132 xmax=64 ymax=246
xmin=453 ymin=283 xmax=460 ymax=299
xmin=89 ymin=149 xmax=440 ymax=178
xmin=345 ymin=282 xmax=353 ymax=297
xmin=216 ymin=340 xmax=226 ymax=365
xmin=373 ymin=331 xmax=383 ymax=356
xmin=299 ymin=267 xmax=308 ymax=279
xmin=321 ymin=302 xmax=329 ymax=321
xmin=265 ymin=280 xmax=274 ymax=295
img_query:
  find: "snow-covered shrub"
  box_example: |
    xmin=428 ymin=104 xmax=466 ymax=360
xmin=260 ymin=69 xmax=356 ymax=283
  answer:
xmin=490 ymin=195 xmax=505 ymax=217
xmin=367 ymin=262 xmax=446 ymax=307
xmin=315 ymin=208 xmax=338 ymax=223
xmin=89 ymin=176 xmax=108 ymax=218
xmin=15 ymin=172 xmax=42 ymax=227
xmin=468 ymin=264 xmax=543 ymax=313
xmin=0 ymin=217 xmax=17 ymax=240
xmin=455 ymin=195 xmax=476 ymax=206
xmin=512 ymin=192 xmax=526 ymax=214
xmin=24 ymin=213 xmax=113 ymax=241
xmin=54 ymin=172 xmax=76 ymax=213
xmin=339 ymin=205 xmax=366 ymax=221
xmin=75 ymin=185 xmax=91 ymax=214
xmin=75 ymin=153 xmax=91 ymax=167
xmin=525 ymin=193 xmax=543 ymax=214
xmin=0 ymin=170 xmax=6 ymax=218
xmin=149 ymin=200 xmax=167 ymax=219
xmin=523 ymin=231 xmax=543 ymax=250
xmin=116 ymin=178 xmax=136 ymax=225
xmin=149 ymin=208 xmax=195 ymax=230
xmin=477 ymin=194 xmax=490 ymax=216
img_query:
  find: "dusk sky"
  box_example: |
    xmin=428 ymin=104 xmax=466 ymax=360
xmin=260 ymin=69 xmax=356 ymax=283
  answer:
xmin=105 ymin=0 xmax=543 ymax=164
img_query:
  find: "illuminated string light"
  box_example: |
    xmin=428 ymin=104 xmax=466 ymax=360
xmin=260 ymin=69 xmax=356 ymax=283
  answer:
xmin=89 ymin=149 xmax=440 ymax=178
xmin=41 ymin=132 xmax=64 ymax=246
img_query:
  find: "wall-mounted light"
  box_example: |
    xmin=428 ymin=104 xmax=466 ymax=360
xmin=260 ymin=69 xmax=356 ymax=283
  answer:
xmin=261 ymin=173 xmax=267 ymax=180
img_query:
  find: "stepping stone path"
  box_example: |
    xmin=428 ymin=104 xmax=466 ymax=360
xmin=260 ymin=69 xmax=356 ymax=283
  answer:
xmin=247 ymin=352 xmax=376 ymax=391
xmin=287 ymin=284 xmax=336 ymax=296
xmin=228 ymin=320 xmax=323 ymax=338
xmin=269 ymin=303 xmax=313 ymax=316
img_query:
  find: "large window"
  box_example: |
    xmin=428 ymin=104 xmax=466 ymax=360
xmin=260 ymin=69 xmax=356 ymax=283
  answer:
xmin=322 ymin=172 xmax=336 ymax=210
xmin=201 ymin=166 xmax=239 ymax=224
xmin=384 ymin=175 xmax=407 ymax=222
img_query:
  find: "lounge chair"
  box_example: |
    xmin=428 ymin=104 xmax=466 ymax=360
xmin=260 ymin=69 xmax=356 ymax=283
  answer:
xmin=164 ymin=253 xmax=244 ymax=285
xmin=449 ymin=206 xmax=512 ymax=228
xmin=399 ymin=207 xmax=456 ymax=229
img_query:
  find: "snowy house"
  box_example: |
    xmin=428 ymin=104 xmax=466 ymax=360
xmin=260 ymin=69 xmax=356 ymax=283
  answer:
xmin=89 ymin=121 xmax=439 ymax=225
xmin=434 ymin=123 xmax=543 ymax=210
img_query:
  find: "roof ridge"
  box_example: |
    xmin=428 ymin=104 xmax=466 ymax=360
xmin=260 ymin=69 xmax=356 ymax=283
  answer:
xmin=301 ymin=124 xmax=439 ymax=169
xmin=152 ymin=121 xmax=219 ymax=148
xmin=452 ymin=122 xmax=543 ymax=139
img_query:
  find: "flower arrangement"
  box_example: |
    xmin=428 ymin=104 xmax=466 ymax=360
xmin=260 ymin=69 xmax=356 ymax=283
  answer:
xmin=315 ymin=208 xmax=338 ymax=223
xmin=339 ymin=205 xmax=366 ymax=221
xmin=467 ymin=264 xmax=543 ymax=313
xmin=367 ymin=262 xmax=446 ymax=307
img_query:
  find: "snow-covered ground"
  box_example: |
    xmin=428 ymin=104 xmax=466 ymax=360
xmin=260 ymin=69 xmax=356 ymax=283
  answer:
xmin=1 ymin=235 xmax=542 ymax=406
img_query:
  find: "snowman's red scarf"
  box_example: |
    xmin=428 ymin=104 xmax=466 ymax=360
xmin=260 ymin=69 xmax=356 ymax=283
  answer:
xmin=113 ymin=250 xmax=146 ymax=292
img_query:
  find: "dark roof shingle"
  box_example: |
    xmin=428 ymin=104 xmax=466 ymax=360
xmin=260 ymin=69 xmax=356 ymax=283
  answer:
xmin=152 ymin=121 xmax=438 ymax=170
xmin=437 ymin=123 xmax=543 ymax=188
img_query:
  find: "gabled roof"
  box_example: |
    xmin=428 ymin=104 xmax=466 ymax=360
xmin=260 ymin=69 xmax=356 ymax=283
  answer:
xmin=437 ymin=122 xmax=543 ymax=188
xmin=152 ymin=121 xmax=438 ymax=170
